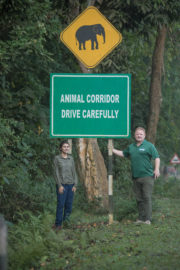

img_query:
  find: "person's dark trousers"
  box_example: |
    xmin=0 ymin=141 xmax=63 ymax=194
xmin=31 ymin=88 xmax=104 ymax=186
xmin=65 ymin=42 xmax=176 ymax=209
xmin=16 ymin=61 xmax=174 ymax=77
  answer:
xmin=55 ymin=184 xmax=74 ymax=226
xmin=132 ymin=177 xmax=154 ymax=221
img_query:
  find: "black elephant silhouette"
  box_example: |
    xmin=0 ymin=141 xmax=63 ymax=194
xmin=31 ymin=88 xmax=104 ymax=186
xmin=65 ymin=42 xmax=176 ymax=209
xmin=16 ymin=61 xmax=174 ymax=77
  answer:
xmin=75 ymin=24 xmax=105 ymax=50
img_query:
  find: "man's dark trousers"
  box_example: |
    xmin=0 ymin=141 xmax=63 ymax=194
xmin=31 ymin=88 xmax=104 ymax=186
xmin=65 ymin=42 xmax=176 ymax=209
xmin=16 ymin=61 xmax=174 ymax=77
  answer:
xmin=133 ymin=177 xmax=154 ymax=221
xmin=55 ymin=184 xmax=74 ymax=226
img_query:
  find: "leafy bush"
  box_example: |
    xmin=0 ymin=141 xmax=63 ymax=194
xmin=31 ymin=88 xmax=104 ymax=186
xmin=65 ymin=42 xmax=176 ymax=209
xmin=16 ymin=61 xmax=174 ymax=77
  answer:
xmin=0 ymin=114 xmax=58 ymax=221
xmin=8 ymin=211 xmax=60 ymax=270
xmin=154 ymin=177 xmax=180 ymax=199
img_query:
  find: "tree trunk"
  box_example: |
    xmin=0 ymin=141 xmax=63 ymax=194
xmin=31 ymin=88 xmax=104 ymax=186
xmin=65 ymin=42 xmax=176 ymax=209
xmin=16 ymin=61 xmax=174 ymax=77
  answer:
xmin=75 ymin=138 xmax=108 ymax=208
xmin=147 ymin=25 xmax=167 ymax=143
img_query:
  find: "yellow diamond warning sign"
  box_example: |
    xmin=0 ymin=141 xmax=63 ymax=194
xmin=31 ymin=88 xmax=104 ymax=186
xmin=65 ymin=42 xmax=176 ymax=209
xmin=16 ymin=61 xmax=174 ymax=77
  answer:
xmin=60 ymin=6 xmax=122 ymax=68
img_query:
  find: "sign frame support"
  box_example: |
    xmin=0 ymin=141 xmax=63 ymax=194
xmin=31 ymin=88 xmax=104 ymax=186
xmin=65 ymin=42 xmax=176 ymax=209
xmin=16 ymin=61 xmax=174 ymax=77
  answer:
xmin=57 ymin=1 xmax=128 ymax=226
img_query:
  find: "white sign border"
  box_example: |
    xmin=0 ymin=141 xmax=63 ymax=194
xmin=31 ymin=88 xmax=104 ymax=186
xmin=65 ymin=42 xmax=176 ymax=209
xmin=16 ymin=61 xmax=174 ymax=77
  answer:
xmin=51 ymin=74 xmax=130 ymax=138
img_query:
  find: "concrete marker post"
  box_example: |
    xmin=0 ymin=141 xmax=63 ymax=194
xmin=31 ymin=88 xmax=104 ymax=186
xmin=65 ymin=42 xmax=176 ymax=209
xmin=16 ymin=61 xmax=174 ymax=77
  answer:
xmin=108 ymin=139 xmax=113 ymax=224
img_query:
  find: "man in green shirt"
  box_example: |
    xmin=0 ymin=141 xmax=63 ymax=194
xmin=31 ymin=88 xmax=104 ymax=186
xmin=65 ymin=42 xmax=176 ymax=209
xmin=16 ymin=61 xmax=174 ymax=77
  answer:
xmin=53 ymin=140 xmax=78 ymax=231
xmin=113 ymin=127 xmax=160 ymax=225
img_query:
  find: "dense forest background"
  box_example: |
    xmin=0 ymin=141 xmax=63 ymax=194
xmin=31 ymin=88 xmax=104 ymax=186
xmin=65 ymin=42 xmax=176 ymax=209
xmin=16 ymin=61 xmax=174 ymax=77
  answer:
xmin=0 ymin=0 xmax=180 ymax=269
xmin=0 ymin=0 xmax=180 ymax=221
xmin=0 ymin=0 xmax=180 ymax=220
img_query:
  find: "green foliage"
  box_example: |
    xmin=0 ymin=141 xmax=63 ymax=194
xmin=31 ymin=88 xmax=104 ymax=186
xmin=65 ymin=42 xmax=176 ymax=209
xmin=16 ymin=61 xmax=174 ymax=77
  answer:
xmin=101 ymin=0 xmax=180 ymax=33
xmin=156 ymin=24 xmax=180 ymax=161
xmin=154 ymin=177 xmax=180 ymax=199
xmin=8 ymin=179 xmax=180 ymax=270
xmin=8 ymin=211 xmax=59 ymax=270
xmin=0 ymin=0 xmax=80 ymax=220
xmin=0 ymin=112 xmax=57 ymax=221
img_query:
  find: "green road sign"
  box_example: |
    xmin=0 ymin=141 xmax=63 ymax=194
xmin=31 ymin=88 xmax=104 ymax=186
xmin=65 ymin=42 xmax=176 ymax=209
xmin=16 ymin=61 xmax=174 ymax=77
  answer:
xmin=50 ymin=74 xmax=131 ymax=138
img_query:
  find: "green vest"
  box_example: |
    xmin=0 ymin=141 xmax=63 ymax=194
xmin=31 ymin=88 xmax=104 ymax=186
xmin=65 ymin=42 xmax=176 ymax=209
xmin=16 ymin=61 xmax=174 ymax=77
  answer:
xmin=123 ymin=140 xmax=159 ymax=178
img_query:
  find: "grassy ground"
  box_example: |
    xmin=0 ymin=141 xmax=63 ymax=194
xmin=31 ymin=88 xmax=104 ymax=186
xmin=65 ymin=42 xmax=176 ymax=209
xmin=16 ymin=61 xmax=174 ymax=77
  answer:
xmin=8 ymin=179 xmax=180 ymax=270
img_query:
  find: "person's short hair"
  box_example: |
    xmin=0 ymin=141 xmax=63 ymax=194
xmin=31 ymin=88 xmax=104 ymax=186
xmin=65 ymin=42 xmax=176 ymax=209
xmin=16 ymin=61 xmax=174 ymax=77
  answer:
xmin=134 ymin=127 xmax=146 ymax=134
xmin=59 ymin=140 xmax=69 ymax=151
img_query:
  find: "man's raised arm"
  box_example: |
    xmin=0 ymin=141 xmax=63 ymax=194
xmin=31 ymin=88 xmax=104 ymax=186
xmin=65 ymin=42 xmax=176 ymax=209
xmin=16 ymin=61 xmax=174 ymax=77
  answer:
xmin=113 ymin=149 xmax=124 ymax=157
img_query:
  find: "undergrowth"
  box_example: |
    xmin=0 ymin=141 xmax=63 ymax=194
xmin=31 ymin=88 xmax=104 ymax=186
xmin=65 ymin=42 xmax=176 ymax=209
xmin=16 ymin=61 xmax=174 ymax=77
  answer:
xmin=7 ymin=177 xmax=180 ymax=270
